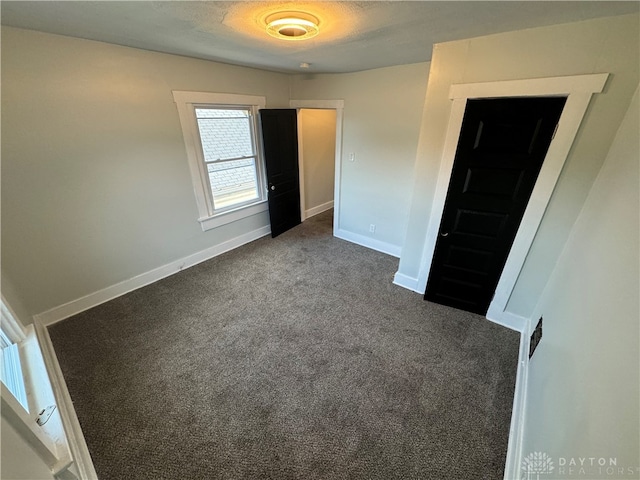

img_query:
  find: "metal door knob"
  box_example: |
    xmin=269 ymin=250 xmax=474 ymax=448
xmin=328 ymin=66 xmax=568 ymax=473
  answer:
xmin=440 ymin=232 xmax=449 ymax=237
xmin=270 ymin=185 xmax=276 ymax=191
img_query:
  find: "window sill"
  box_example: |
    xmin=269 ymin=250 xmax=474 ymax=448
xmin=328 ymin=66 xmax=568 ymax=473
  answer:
xmin=1 ymin=326 xmax=72 ymax=472
xmin=198 ymin=201 xmax=268 ymax=231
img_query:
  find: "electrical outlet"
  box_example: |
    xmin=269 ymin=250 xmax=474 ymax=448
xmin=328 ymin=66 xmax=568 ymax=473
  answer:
xmin=369 ymin=224 xmax=376 ymax=233
xmin=529 ymin=317 xmax=543 ymax=359
xmin=349 ymin=153 xmax=355 ymax=162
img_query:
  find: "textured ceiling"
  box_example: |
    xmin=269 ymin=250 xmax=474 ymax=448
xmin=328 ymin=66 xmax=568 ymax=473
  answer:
xmin=1 ymin=1 xmax=638 ymax=73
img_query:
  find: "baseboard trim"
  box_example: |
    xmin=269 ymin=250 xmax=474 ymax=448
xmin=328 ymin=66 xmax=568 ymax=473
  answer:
xmin=392 ymin=272 xmax=422 ymax=293
xmin=503 ymin=327 xmax=531 ymax=480
xmin=34 ymin=319 xmax=98 ymax=480
xmin=486 ymin=310 xmax=528 ymax=333
xmin=304 ymin=200 xmax=334 ymax=220
xmin=334 ymin=229 xmax=401 ymax=258
xmin=486 ymin=310 xmax=529 ymax=480
xmin=34 ymin=225 xmax=271 ymax=326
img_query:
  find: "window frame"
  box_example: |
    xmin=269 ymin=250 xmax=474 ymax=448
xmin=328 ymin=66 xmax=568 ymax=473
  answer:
xmin=194 ymin=106 xmax=263 ymax=213
xmin=173 ymin=91 xmax=268 ymax=231
xmin=0 ymin=298 xmax=60 ymax=467
xmin=1 ymin=327 xmax=29 ymax=412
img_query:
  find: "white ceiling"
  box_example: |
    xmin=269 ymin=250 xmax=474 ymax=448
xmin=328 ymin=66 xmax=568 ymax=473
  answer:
xmin=1 ymin=1 xmax=638 ymax=74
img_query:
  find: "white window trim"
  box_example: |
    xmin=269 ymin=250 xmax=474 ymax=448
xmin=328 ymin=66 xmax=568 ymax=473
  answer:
xmin=173 ymin=91 xmax=268 ymax=231
xmin=0 ymin=298 xmax=63 ymax=471
xmin=1 ymin=300 xmax=26 ymax=343
xmin=1 ymin=297 xmax=96 ymax=478
xmin=1 ymin=299 xmax=28 ymax=412
xmin=1 ymin=332 xmax=29 ymax=412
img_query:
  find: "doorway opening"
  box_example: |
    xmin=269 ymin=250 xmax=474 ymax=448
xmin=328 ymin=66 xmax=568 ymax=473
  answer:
xmin=424 ymin=96 xmax=566 ymax=315
xmin=298 ymin=109 xmax=337 ymax=221
xmin=414 ymin=73 xmax=608 ymax=331
xmin=290 ymin=100 xmax=344 ymax=234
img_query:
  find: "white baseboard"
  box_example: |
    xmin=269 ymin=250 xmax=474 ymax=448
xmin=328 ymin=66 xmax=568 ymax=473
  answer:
xmin=486 ymin=310 xmax=528 ymax=333
xmin=33 ymin=319 xmax=98 ymax=480
xmin=487 ymin=307 xmax=530 ymax=479
xmin=393 ymin=270 xmax=529 ymax=480
xmin=391 ymin=273 xmax=530 ymax=480
xmin=304 ymin=200 xmax=334 ymax=220
xmin=392 ymin=272 xmax=422 ymax=293
xmin=334 ymin=229 xmax=402 ymax=258
xmin=34 ymin=225 xmax=271 ymax=326
xmin=503 ymin=328 xmax=530 ymax=480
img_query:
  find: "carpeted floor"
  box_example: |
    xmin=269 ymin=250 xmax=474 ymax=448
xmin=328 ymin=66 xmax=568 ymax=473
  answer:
xmin=48 ymin=210 xmax=519 ymax=480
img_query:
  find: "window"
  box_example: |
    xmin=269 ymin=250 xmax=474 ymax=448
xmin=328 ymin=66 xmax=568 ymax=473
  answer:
xmin=173 ymin=92 xmax=268 ymax=231
xmin=195 ymin=108 xmax=260 ymax=210
xmin=1 ymin=298 xmax=75 ymax=473
xmin=1 ymin=302 xmax=29 ymax=412
xmin=1 ymin=329 xmax=29 ymax=412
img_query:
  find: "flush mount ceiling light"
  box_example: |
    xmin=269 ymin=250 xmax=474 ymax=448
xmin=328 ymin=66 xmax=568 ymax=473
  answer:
xmin=265 ymin=12 xmax=319 ymax=41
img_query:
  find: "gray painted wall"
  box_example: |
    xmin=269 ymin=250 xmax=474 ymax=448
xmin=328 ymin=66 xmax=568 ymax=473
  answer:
xmin=291 ymin=64 xmax=430 ymax=251
xmin=2 ymin=16 xmax=638 ymax=332
xmin=299 ymin=109 xmax=336 ymax=214
xmin=397 ymin=14 xmax=639 ymax=318
xmin=1 ymin=15 xmax=638 ymax=478
xmin=1 ymin=28 xmax=430 ymax=320
xmin=1 ymin=27 xmax=290 ymax=317
xmin=523 ymin=86 xmax=639 ymax=472
xmin=1 ymin=416 xmax=55 ymax=480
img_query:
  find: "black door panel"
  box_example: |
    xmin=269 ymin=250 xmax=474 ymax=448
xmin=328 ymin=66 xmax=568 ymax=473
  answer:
xmin=260 ymin=109 xmax=301 ymax=238
xmin=425 ymin=97 xmax=566 ymax=315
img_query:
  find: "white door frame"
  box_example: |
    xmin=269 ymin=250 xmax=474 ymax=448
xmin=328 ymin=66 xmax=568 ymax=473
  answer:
xmin=416 ymin=73 xmax=608 ymax=332
xmin=290 ymin=100 xmax=344 ymax=234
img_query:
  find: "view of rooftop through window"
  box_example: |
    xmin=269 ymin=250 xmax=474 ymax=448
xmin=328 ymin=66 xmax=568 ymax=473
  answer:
xmin=195 ymin=108 xmax=260 ymax=210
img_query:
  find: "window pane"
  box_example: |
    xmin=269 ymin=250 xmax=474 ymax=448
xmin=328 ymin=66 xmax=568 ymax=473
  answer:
xmin=208 ymin=158 xmax=259 ymax=210
xmin=195 ymin=108 xmax=254 ymax=161
xmin=1 ymin=330 xmax=29 ymax=412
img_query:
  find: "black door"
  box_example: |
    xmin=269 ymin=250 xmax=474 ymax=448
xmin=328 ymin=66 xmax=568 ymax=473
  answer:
xmin=425 ymin=97 xmax=566 ymax=315
xmin=260 ymin=109 xmax=301 ymax=238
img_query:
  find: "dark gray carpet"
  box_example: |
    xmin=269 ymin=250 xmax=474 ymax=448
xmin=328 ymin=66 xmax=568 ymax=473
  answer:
xmin=49 ymin=210 xmax=519 ymax=480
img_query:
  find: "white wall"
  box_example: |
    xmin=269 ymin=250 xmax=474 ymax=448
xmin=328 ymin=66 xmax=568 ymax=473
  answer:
xmin=291 ymin=63 xmax=430 ymax=252
xmin=5 ymin=16 xmax=638 ymax=325
xmin=0 ymin=273 xmax=30 ymax=327
xmin=1 ymin=28 xmax=428 ymax=321
xmin=1 ymin=416 xmax=55 ymax=480
xmin=522 ymin=85 xmax=639 ymax=472
xmin=299 ymin=109 xmax=336 ymax=216
xmin=0 ymin=27 xmax=290 ymax=319
xmin=398 ymin=14 xmax=639 ymax=318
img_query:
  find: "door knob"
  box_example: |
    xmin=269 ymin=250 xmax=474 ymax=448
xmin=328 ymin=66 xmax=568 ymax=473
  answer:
xmin=270 ymin=185 xmax=276 ymax=191
xmin=440 ymin=232 xmax=449 ymax=237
